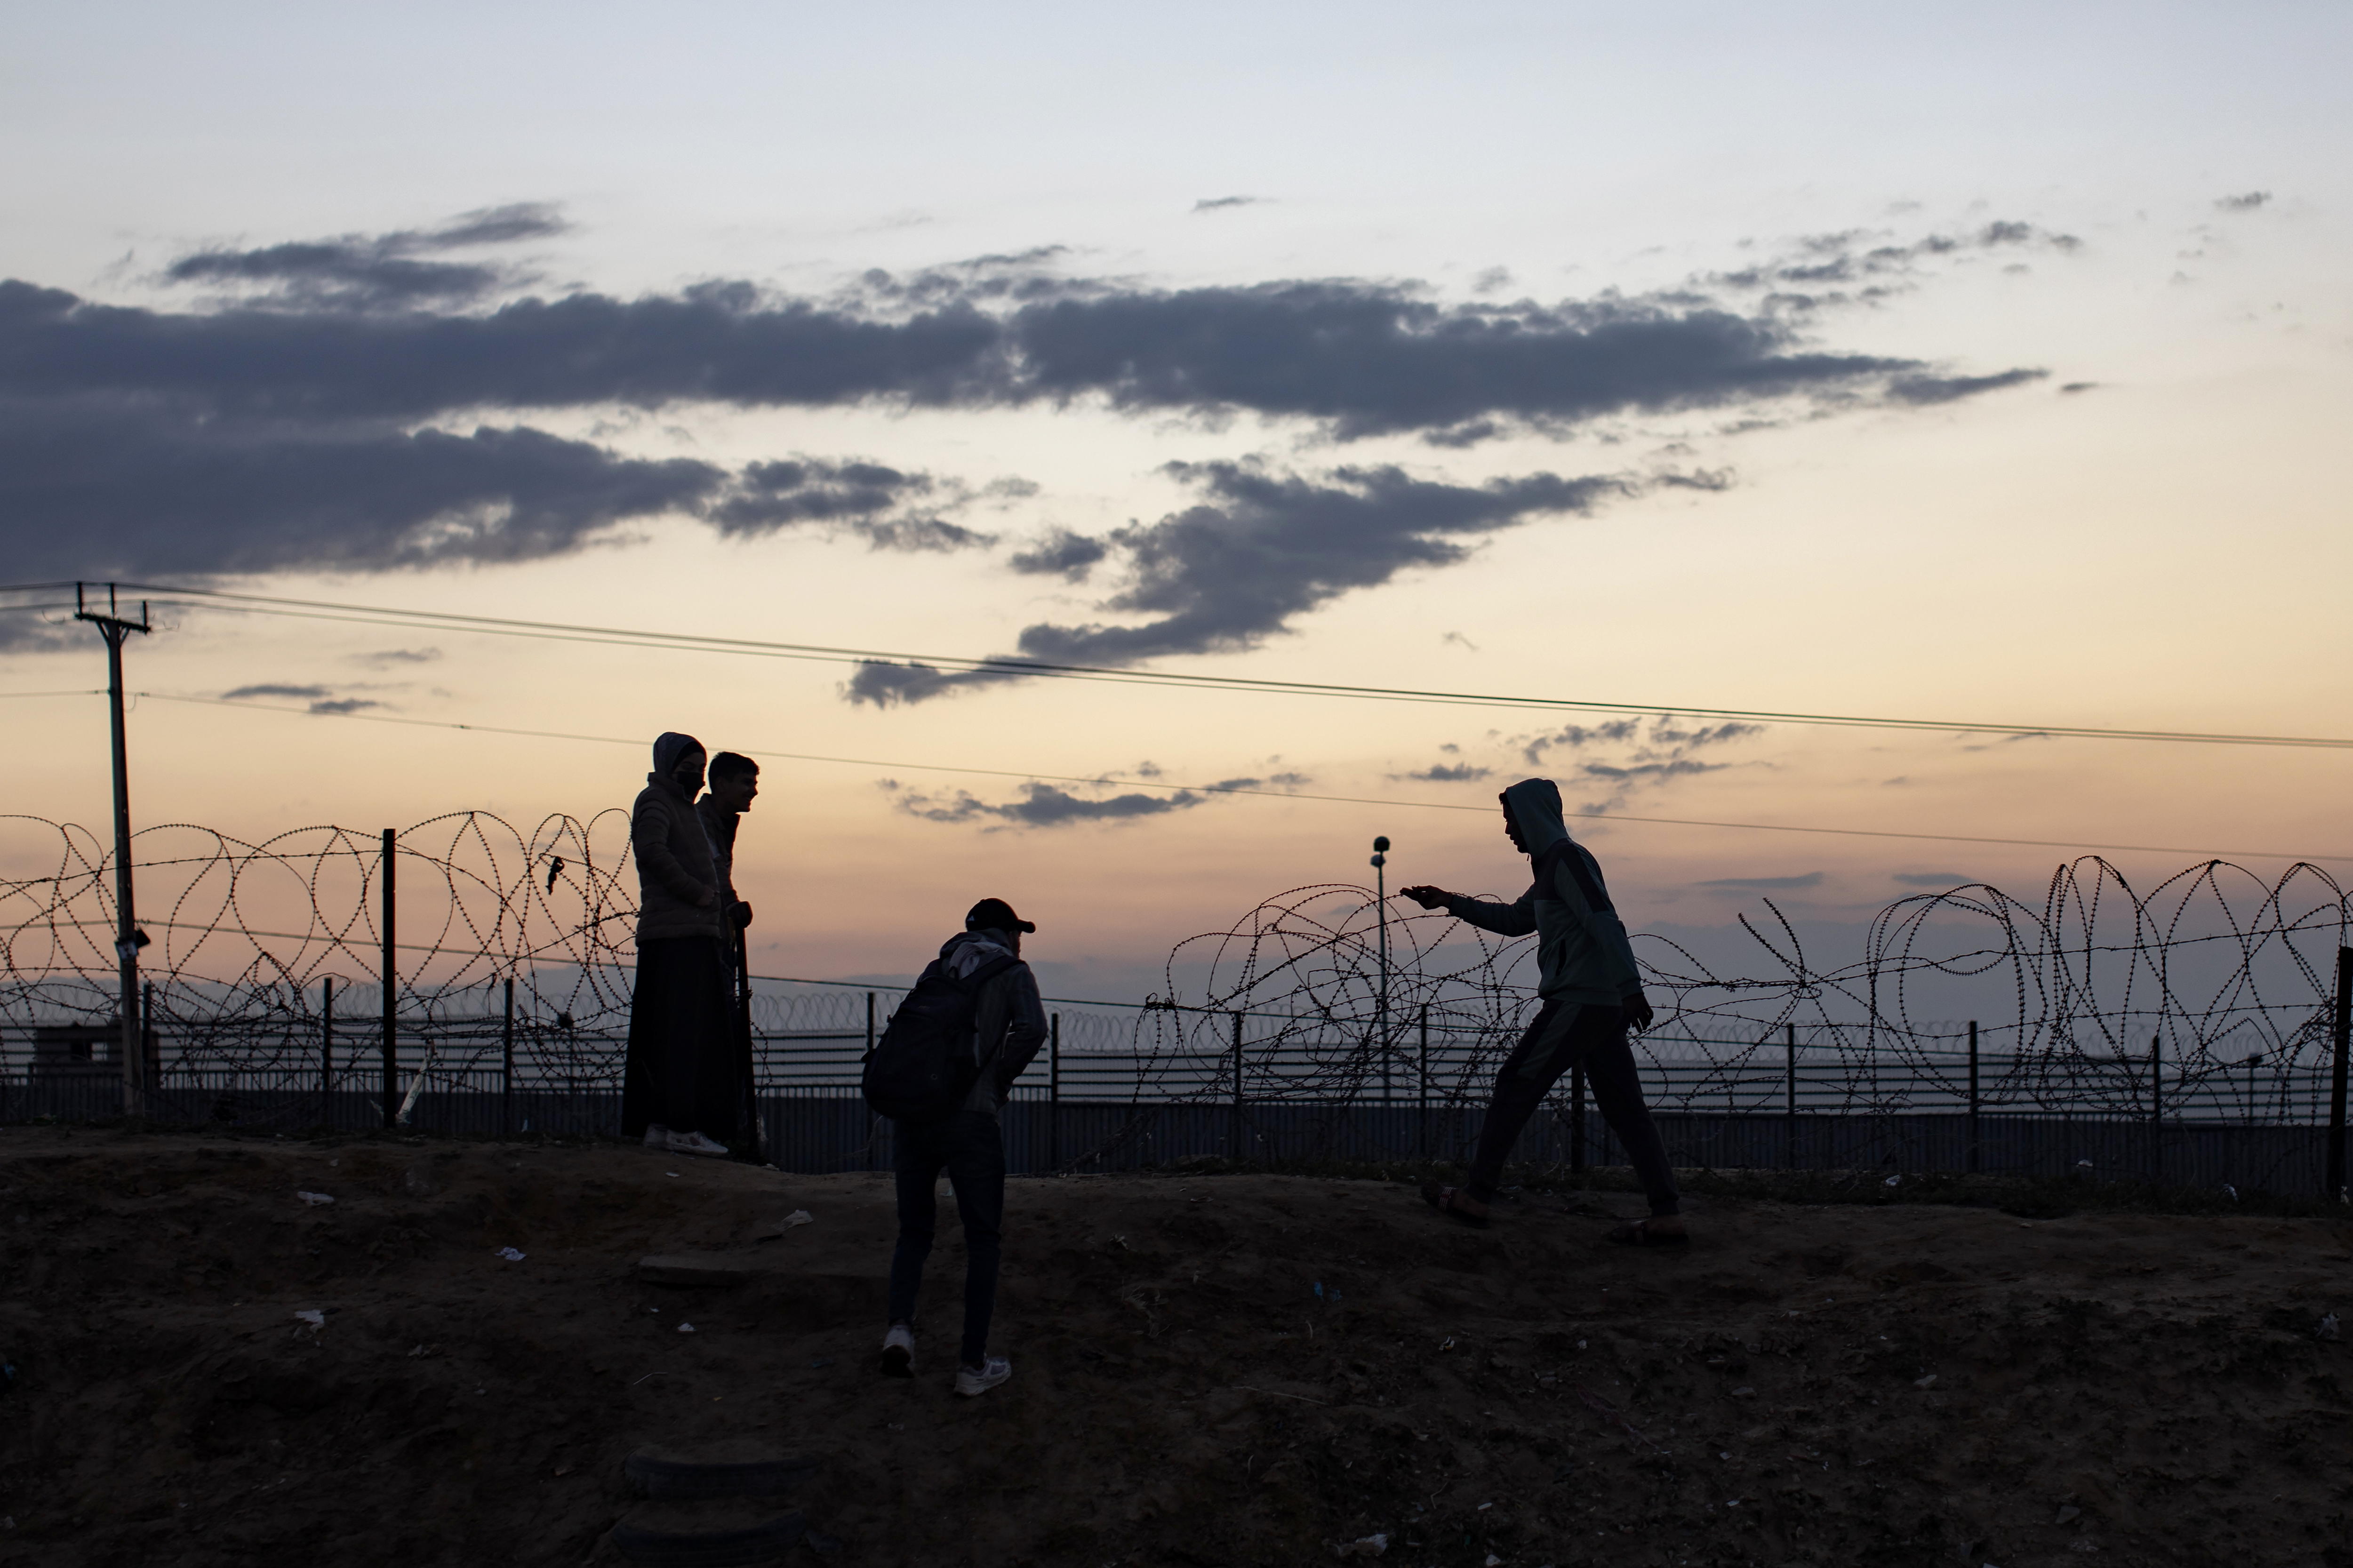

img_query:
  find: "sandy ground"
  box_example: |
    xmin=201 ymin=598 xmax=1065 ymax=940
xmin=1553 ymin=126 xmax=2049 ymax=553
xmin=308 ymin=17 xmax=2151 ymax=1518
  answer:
xmin=2 ymin=1126 xmax=2350 ymax=1568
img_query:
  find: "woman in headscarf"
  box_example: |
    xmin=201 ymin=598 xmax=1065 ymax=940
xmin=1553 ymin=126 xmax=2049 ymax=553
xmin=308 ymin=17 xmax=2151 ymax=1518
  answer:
xmin=620 ymin=732 xmax=738 ymax=1158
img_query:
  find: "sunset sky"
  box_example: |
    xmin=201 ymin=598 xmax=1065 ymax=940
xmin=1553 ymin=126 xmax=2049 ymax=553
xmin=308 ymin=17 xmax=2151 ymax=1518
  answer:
xmin=4 ymin=1 xmax=2347 ymax=999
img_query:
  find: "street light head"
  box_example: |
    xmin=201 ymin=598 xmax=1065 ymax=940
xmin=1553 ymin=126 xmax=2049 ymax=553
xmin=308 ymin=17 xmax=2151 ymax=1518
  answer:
xmin=1370 ymin=853 xmax=1385 ymax=869
xmin=1373 ymin=836 xmax=1390 ymax=853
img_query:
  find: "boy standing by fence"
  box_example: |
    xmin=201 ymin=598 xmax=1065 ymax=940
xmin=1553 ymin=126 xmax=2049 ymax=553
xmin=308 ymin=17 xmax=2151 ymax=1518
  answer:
xmin=866 ymin=898 xmax=1048 ymax=1396
xmin=1400 ymin=777 xmax=1686 ymax=1243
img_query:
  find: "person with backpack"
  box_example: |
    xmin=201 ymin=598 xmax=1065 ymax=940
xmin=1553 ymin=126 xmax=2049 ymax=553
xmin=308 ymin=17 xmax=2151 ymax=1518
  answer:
xmin=864 ymin=898 xmax=1047 ymax=1396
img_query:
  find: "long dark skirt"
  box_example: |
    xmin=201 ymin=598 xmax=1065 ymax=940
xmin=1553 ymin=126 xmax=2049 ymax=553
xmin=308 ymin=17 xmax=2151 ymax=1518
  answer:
xmin=621 ymin=936 xmax=740 ymax=1142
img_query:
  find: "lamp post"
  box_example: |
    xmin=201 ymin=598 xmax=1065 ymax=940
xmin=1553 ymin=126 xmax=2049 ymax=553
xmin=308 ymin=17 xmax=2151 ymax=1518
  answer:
xmin=1371 ymin=835 xmax=1390 ymax=1101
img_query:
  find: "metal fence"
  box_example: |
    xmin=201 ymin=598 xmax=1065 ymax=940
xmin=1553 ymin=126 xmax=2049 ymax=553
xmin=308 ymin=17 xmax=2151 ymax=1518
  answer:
xmin=6 ymin=996 xmax=2346 ymax=1196
xmin=5 ymin=811 xmax=2349 ymax=1196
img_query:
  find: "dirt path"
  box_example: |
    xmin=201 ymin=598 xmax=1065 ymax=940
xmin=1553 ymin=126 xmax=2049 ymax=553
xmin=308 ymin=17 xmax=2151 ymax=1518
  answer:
xmin=2 ymin=1125 xmax=2349 ymax=1567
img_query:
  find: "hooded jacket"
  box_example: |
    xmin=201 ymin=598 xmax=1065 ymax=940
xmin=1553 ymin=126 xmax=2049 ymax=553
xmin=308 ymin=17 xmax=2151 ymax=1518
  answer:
xmin=632 ymin=736 xmax=723 ymax=944
xmin=935 ymin=928 xmax=1049 ymax=1118
xmin=1437 ymin=777 xmax=1645 ymax=1008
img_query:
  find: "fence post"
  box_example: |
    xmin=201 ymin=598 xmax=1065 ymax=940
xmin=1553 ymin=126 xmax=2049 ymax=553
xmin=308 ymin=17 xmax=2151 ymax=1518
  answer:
xmin=1784 ymin=1024 xmax=1798 ymax=1169
xmin=1230 ymin=1010 xmax=1245 ymax=1162
xmin=2149 ymin=1031 xmax=2163 ymax=1185
xmin=1417 ymin=1003 xmax=1430 ymax=1161
xmin=501 ymin=977 xmax=515 ymax=1137
xmin=321 ymin=977 xmax=335 ymax=1130
xmin=865 ymin=992 xmax=877 ymax=1173
xmin=1049 ymin=1012 xmax=1061 ymax=1173
xmin=379 ymin=828 xmax=397 ymax=1128
xmin=1966 ymin=1020 xmax=1980 ymax=1174
xmin=2328 ymin=946 xmax=2351 ymax=1199
xmin=141 ymin=979 xmax=158 ymax=1104
xmin=1569 ymin=1061 xmax=1586 ymax=1173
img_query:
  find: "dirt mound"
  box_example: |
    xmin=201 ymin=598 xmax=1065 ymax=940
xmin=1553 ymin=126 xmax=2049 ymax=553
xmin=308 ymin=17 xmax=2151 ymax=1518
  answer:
xmin=2 ymin=1125 xmax=2350 ymax=1568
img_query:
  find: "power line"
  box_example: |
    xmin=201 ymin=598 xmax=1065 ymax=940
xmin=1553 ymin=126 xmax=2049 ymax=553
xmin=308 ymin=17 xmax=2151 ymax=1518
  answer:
xmin=137 ymin=689 xmax=2353 ymax=864
xmin=36 ymin=579 xmax=2353 ymax=751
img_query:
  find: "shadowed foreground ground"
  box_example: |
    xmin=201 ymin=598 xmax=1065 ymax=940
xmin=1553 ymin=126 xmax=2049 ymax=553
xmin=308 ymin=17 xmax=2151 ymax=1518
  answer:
xmin=2 ymin=1125 xmax=2349 ymax=1567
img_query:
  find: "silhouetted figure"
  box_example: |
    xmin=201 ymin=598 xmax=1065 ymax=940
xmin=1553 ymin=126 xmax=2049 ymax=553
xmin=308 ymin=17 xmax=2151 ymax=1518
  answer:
xmin=874 ymin=898 xmax=1048 ymax=1396
xmin=621 ymin=732 xmax=737 ymax=1159
xmin=695 ymin=752 xmax=760 ymax=942
xmin=1400 ymin=778 xmax=1686 ymax=1243
xmin=698 ymin=751 xmax=761 ymax=1156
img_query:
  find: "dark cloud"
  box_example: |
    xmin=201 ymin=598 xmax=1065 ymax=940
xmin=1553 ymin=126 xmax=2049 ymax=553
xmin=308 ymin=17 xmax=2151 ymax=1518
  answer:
xmin=1397 ymin=762 xmax=1492 ymax=783
xmin=1008 ymin=528 xmax=1111 ymax=581
xmin=221 ymin=681 xmax=385 ymax=715
xmin=0 ymin=390 xmax=997 ymax=577
xmin=848 ymin=461 xmax=1625 ymax=705
xmin=1192 ymin=196 xmax=1264 ymax=213
xmin=1709 ymin=220 xmax=2080 ymax=302
xmin=1523 ymin=715 xmax=1767 ymax=811
xmin=890 ymin=779 xmax=1235 ymax=828
xmin=2059 ymin=382 xmax=2100 ymax=394
xmin=2214 ymin=192 xmax=2271 ymax=212
xmin=0 ymin=399 xmax=725 ymax=577
xmin=710 ymin=459 xmax=993 ymax=551
xmin=1887 ymin=368 xmax=2048 ymax=404
xmin=3 ymin=217 xmax=2038 ymax=441
xmin=0 ymin=209 xmax=2049 ymax=610
xmin=162 ymin=203 xmax=568 ymax=309
xmin=355 ymin=647 xmax=441 ymax=665
xmin=223 ymin=682 xmax=331 ymax=700
xmin=1892 ymin=871 xmax=1978 ymax=888
xmin=1700 ymin=872 xmax=1825 ymax=891
xmin=1520 ymin=718 xmax=1640 ymax=760
xmin=1005 ymin=283 xmax=1946 ymax=442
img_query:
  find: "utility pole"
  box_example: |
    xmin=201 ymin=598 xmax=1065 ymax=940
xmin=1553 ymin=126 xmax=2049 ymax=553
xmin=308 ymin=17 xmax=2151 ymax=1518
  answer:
xmin=1371 ymin=835 xmax=1390 ymax=1102
xmin=75 ymin=584 xmax=152 ymax=1118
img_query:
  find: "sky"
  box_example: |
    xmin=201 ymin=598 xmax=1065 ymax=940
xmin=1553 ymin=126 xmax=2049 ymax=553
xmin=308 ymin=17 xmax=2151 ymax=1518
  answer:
xmin=2 ymin=0 xmax=2348 ymax=1000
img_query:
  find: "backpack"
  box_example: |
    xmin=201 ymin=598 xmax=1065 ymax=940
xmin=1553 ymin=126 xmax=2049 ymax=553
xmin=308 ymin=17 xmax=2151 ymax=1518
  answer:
xmin=860 ymin=948 xmax=1021 ymax=1123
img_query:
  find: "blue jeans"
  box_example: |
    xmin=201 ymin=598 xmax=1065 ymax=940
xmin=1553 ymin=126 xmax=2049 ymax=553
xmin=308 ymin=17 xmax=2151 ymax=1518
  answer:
xmin=887 ymin=1111 xmax=1005 ymax=1368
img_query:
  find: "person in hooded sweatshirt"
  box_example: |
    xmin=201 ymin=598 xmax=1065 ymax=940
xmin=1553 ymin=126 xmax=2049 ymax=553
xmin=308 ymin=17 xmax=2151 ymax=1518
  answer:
xmin=1400 ymin=778 xmax=1686 ymax=1243
xmin=878 ymin=898 xmax=1048 ymax=1397
xmin=620 ymin=733 xmax=739 ymax=1160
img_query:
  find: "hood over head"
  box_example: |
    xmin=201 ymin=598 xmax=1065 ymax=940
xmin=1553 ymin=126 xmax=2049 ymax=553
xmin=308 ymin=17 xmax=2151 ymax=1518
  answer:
xmin=652 ymin=731 xmax=704 ymax=777
xmin=1500 ymin=777 xmax=1570 ymax=856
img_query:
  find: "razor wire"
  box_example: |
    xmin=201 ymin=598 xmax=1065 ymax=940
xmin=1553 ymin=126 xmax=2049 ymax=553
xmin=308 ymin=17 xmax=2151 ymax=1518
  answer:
xmin=2 ymin=812 xmax=2348 ymax=1134
xmin=1133 ymin=858 xmax=2353 ymax=1123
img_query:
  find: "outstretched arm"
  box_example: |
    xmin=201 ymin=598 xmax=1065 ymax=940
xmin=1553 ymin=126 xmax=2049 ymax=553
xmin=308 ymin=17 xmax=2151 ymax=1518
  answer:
xmin=1399 ymin=882 xmax=1537 ymax=937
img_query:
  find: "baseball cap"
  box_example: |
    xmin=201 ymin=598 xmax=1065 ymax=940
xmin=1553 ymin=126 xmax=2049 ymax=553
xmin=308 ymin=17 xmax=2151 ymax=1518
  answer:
xmin=964 ymin=897 xmax=1036 ymax=935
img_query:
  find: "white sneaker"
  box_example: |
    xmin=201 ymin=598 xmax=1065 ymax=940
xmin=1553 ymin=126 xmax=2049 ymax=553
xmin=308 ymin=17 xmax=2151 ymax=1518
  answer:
xmin=669 ymin=1130 xmax=730 ymax=1159
xmin=954 ymin=1356 xmax=1011 ymax=1398
xmin=879 ymin=1324 xmax=915 ymax=1379
xmin=642 ymin=1124 xmax=672 ymax=1152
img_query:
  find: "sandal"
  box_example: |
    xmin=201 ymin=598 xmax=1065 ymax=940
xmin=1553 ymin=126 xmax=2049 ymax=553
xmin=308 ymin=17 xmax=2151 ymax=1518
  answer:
xmin=1420 ymin=1181 xmax=1490 ymax=1229
xmin=1605 ymin=1218 xmax=1690 ymax=1247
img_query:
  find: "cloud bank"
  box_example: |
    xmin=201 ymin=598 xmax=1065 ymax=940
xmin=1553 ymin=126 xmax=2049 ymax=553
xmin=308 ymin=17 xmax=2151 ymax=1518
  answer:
xmin=846 ymin=460 xmax=1629 ymax=705
xmin=0 ymin=208 xmax=2055 ymax=675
